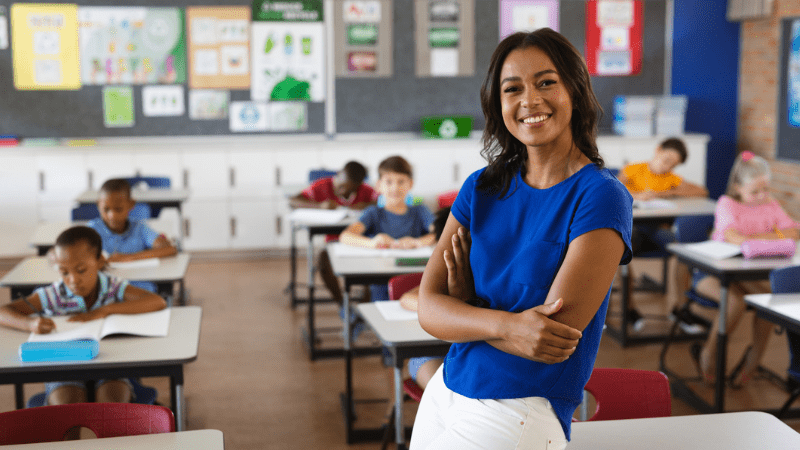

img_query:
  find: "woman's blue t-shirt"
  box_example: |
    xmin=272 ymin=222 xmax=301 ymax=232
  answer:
xmin=448 ymin=164 xmax=633 ymax=440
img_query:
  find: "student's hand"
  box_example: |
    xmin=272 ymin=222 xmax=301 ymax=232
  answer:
xmin=29 ymin=317 xmax=56 ymax=334
xmin=67 ymin=309 xmax=106 ymax=323
xmin=321 ymin=199 xmax=338 ymax=210
xmin=632 ymin=191 xmax=655 ymax=201
xmin=371 ymin=233 xmax=394 ymax=249
xmin=444 ymin=227 xmax=474 ymax=303
xmin=499 ymin=298 xmax=583 ymax=364
xmin=107 ymin=253 xmax=134 ymax=263
xmin=392 ymin=237 xmax=421 ymax=249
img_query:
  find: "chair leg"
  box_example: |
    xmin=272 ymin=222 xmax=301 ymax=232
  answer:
xmin=659 ymin=311 xmax=683 ymax=373
xmin=661 ymin=256 xmax=669 ymax=294
xmin=778 ymin=388 xmax=800 ymax=419
xmin=381 ymin=408 xmax=396 ymax=450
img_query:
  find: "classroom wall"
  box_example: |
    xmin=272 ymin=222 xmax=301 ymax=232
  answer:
xmin=671 ymin=0 xmax=740 ymax=199
xmin=738 ymin=0 xmax=800 ymax=219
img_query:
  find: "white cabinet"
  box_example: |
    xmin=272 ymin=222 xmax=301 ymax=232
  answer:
xmin=85 ymin=151 xmax=134 ymax=189
xmin=228 ymin=150 xmax=276 ymax=198
xmin=36 ymin=152 xmax=88 ymax=204
xmin=182 ymin=200 xmax=229 ymax=251
xmin=131 ymin=151 xmax=183 ymax=188
xmin=229 ymin=199 xmax=276 ymax=249
xmin=0 ymin=153 xmax=39 ymax=256
xmin=181 ymin=151 xmax=228 ymax=198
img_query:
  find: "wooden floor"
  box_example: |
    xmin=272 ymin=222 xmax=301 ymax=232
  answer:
xmin=1 ymin=255 xmax=799 ymax=449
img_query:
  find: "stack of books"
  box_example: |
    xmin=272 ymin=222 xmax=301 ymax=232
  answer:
xmin=613 ymin=95 xmax=689 ymax=137
xmin=0 ymin=135 xmax=19 ymax=147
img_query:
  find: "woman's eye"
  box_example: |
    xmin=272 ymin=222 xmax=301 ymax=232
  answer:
xmin=540 ymin=79 xmax=557 ymax=87
xmin=503 ymin=86 xmax=519 ymax=93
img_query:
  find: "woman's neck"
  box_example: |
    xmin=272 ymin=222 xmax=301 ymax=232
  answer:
xmin=523 ymin=141 xmax=589 ymax=189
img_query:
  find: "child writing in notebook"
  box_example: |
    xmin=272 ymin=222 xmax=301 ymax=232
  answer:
xmin=616 ymin=138 xmax=709 ymax=330
xmin=339 ymin=155 xmax=436 ymax=301
xmin=87 ymin=178 xmax=177 ymax=293
xmin=686 ymin=151 xmax=799 ymax=386
xmin=290 ymin=161 xmax=379 ymax=305
xmin=0 ymin=226 xmax=166 ymax=407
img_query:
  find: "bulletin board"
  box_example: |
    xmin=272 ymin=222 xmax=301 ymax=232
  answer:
xmin=777 ymin=16 xmax=800 ymax=162
xmin=0 ymin=0 xmax=669 ymax=138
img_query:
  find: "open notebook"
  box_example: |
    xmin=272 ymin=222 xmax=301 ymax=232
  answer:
xmin=27 ymin=308 xmax=171 ymax=343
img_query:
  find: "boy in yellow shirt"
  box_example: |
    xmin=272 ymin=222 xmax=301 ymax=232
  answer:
xmin=617 ymin=137 xmax=708 ymax=330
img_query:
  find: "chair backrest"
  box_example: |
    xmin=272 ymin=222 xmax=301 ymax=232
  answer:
xmin=124 ymin=176 xmax=171 ymax=189
xmin=581 ymin=368 xmax=671 ymax=421
xmin=673 ymin=214 xmax=715 ymax=244
xmin=770 ymin=265 xmax=800 ymax=294
xmin=71 ymin=203 xmax=152 ymax=221
xmin=309 ymin=169 xmax=338 ymax=183
xmin=0 ymin=403 xmax=175 ymax=444
xmin=388 ymin=272 xmax=424 ymax=301
xmin=437 ymin=190 xmax=458 ymax=209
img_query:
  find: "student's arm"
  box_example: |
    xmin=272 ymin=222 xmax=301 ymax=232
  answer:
xmin=394 ymin=233 xmax=436 ymax=249
xmin=289 ymin=193 xmax=338 ymax=210
xmin=339 ymin=221 xmax=394 ymax=248
xmin=399 ymin=286 xmax=421 ymax=311
xmin=418 ymin=216 xmax=588 ymax=364
xmin=68 ymin=285 xmax=166 ymax=322
xmin=724 ymin=227 xmax=800 ymax=244
xmin=107 ymin=236 xmax=177 ymax=262
xmin=349 ymin=200 xmax=377 ymax=210
xmin=0 ymin=293 xmax=56 ymax=333
xmin=656 ymin=180 xmax=708 ymax=198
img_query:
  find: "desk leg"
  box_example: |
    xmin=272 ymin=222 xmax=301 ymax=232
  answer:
xmin=394 ymin=351 xmax=406 ymax=450
xmin=344 ymin=285 xmax=354 ymax=443
xmin=715 ymin=283 xmax=729 ymax=413
xmin=14 ymin=383 xmax=24 ymax=409
xmin=176 ymin=206 xmax=184 ymax=252
xmin=307 ymin=235 xmax=318 ymax=360
xmin=171 ymin=372 xmax=185 ymax=432
xmin=178 ymin=280 xmax=186 ymax=306
xmin=290 ymin=223 xmax=298 ymax=308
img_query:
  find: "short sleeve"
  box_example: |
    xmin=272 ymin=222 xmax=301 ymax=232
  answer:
xmin=358 ymin=206 xmax=381 ymax=237
xmin=355 ymin=184 xmax=379 ymax=203
xmin=301 ymin=179 xmax=327 ymax=201
xmin=620 ymin=164 xmax=636 ymax=180
xmin=34 ymin=283 xmax=59 ymax=315
xmin=451 ymin=169 xmax=481 ymax=228
xmin=417 ymin=205 xmax=435 ymax=234
xmin=711 ymin=196 xmax=736 ymax=241
xmin=668 ymin=173 xmax=683 ymax=190
xmin=570 ymin=176 xmax=633 ymax=264
xmin=136 ymin=221 xmax=161 ymax=247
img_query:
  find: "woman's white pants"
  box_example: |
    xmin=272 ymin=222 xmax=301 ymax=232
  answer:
xmin=410 ymin=365 xmax=568 ymax=450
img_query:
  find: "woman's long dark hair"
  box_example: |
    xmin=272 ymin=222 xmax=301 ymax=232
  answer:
xmin=477 ymin=28 xmax=604 ymax=198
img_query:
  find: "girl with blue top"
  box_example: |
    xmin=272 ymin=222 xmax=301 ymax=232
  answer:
xmin=412 ymin=29 xmax=633 ymax=449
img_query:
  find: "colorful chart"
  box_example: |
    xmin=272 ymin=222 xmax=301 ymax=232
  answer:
xmin=11 ymin=3 xmax=81 ymax=90
xmin=251 ymin=22 xmax=325 ymax=101
xmin=79 ymin=7 xmax=186 ymax=85
xmin=187 ymin=6 xmax=250 ymax=89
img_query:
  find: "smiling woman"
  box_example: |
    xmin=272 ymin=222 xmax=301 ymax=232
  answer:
xmin=412 ymin=29 xmax=633 ymax=450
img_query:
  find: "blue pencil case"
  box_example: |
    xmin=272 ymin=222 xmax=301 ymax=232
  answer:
xmin=19 ymin=340 xmax=99 ymax=362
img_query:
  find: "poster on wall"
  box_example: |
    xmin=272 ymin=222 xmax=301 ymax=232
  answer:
xmin=0 ymin=7 xmax=8 ymax=50
xmin=11 ymin=3 xmax=81 ymax=90
xmin=335 ymin=0 xmax=393 ymax=77
xmin=499 ymin=0 xmax=559 ymax=40
xmin=787 ymin=19 xmax=800 ymax=127
xmin=78 ymin=7 xmax=186 ymax=85
xmin=585 ymin=0 xmax=642 ymax=76
xmin=270 ymin=101 xmax=308 ymax=131
xmin=189 ymin=89 xmax=230 ymax=120
xmin=142 ymin=85 xmax=185 ymax=117
xmin=415 ymin=0 xmax=475 ymax=78
xmin=103 ymin=86 xmax=135 ymax=127
xmin=230 ymin=101 xmax=269 ymax=132
xmin=187 ymin=6 xmax=250 ymax=89
xmin=251 ymin=0 xmax=325 ymax=101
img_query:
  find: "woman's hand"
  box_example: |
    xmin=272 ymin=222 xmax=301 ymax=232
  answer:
xmin=68 ymin=309 xmax=106 ymax=323
xmin=29 ymin=317 xmax=56 ymax=334
xmin=495 ymin=298 xmax=582 ymax=364
xmin=443 ymin=227 xmax=474 ymax=302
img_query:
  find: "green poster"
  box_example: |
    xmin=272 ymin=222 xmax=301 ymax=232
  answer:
xmin=103 ymin=86 xmax=135 ymax=128
xmin=252 ymin=0 xmax=323 ymax=22
xmin=347 ymin=24 xmax=378 ymax=45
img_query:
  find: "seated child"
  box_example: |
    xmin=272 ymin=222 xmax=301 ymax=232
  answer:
xmin=616 ymin=137 xmax=709 ymax=329
xmin=0 ymin=226 xmax=167 ymax=408
xmin=88 ymin=178 xmax=177 ymax=293
xmin=339 ymin=155 xmax=436 ymax=301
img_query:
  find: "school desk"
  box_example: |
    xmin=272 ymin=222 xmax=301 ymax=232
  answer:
xmin=663 ymin=241 xmax=800 ymax=414
xmin=29 ymin=217 xmax=179 ymax=256
xmin=569 ymin=411 xmax=800 ymax=449
xmin=0 ymin=253 xmax=191 ymax=306
xmin=0 ymin=430 xmax=224 ymax=450
xmin=607 ymin=197 xmax=718 ymax=347
xmin=0 ymin=305 xmax=202 ymax=432
xmin=286 ymin=208 xmax=358 ymax=360
xmin=75 ymin=188 xmax=190 ymax=248
xmin=327 ymin=242 xmax=433 ymax=444
xmin=356 ymin=302 xmax=449 ymax=450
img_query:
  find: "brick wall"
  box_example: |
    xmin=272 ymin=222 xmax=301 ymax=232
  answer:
xmin=738 ymin=0 xmax=800 ymax=218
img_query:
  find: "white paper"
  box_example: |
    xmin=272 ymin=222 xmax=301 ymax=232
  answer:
xmin=289 ymin=208 xmax=350 ymax=224
xmin=0 ymin=15 xmax=8 ymax=50
xmin=194 ymin=49 xmax=220 ymax=75
xmin=597 ymin=50 xmax=632 ymax=76
xmin=189 ymin=89 xmax=229 ymax=120
xmin=191 ymin=17 xmax=217 ymax=44
xmin=374 ymin=300 xmax=419 ymax=321
xmin=108 ymin=257 xmax=160 ymax=270
xmin=684 ymin=240 xmax=742 ymax=260
xmin=343 ymin=1 xmax=382 ymax=23
xmin=229 ymin=101 xmax=269 ymax=132
xmin=632 ymin=199 xmax=676 ymax=210
xmin=27 ymin=309 xmax=170 ymax=342
xmin=217 ymin=19 xmax=249 ymax=42
xmin=269 ymin=101 xmax=308 ymax=131
xmin=220 ymin=45 xmax=249 ymax=75
xmin=333 ymin=245 xmax=434 ymax=259
xmin=512 ymin=5 xmax=550 ymax=33
xmin=601 ymin=26 xmax=629 ymax=50
xmin=430 ymin=48 xmax=459 ymax=77
xmin=28 ymin=316 xmax=104 ymax=342
xmin=597 ymin=0 xmax=634 ymax=27
xmin=142 ymin=85 xmax=185 ymax=117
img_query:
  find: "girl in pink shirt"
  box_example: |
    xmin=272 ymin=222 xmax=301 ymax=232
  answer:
xmin=693 ymin=152 xmax=799 ymax=386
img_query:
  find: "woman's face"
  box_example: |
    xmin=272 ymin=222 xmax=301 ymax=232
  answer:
xmin=499 ymin=46 xmax=573 ymax=150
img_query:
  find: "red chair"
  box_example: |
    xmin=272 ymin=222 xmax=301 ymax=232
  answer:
xmin=437 ymin=190 xmax=458 ymax=209
xmin=580 ymin=368 xmax=671 ymax=421
xmin=0 ymin=403 xmax=175 ymax=444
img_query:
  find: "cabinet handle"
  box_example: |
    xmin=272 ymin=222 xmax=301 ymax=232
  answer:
xmin=230 ymin=167 xmax=236 ymax=188
xmin=87 ymin=170 xmax=93 ymax=190
xmin=39 ymin=172 xmax=45 ymax=192
xmin=230 ymin=217 xmax=237 ymax=237
xmin=184 ymin=218 xmax=191 ymax=238
xmin=275 ymin=166 xmax=281 ymax=186
xmin=276 ymin=216 xmax=282 ymax=236
xmin=183 ymin=169 xmax=189 ymax=189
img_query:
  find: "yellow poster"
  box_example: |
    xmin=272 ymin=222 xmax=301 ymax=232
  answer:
xmin=187 ymin=6 xmax=250 ymax=89
xmin=11 ymin=3 xmax=80 ymax=90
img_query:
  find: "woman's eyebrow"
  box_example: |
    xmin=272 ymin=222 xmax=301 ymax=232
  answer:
xmin=500 ymin=69 xmax=558 ymax=85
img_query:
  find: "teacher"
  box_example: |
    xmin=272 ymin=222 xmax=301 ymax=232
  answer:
xmin=412 ymin=28 xmax=633 ymax=450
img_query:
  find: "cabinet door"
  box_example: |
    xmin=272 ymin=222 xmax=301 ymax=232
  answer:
xmin=182 ymin=200 xmax=229 ymax=250
xmin=36 ymin=152 xmax=88 ymax=203
xmin=85 ymin=151 xmax=135 ymax=190
xmin=132 ymin=151 xmax=183 ymax=189
xmin=272 ymin=197 xmax=293 ymax=249
xmin=228 ymin=150 xmax=275 ymax=199
xmin=0 ymin=153 xmax=39 ymax=256
xmin=181 ymin=151 xmax=228 ymax=199
xmin=272 ymin=148 xmax=321 ymax=190
xmin=229 ymin=199 xmax=276 ymax=249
